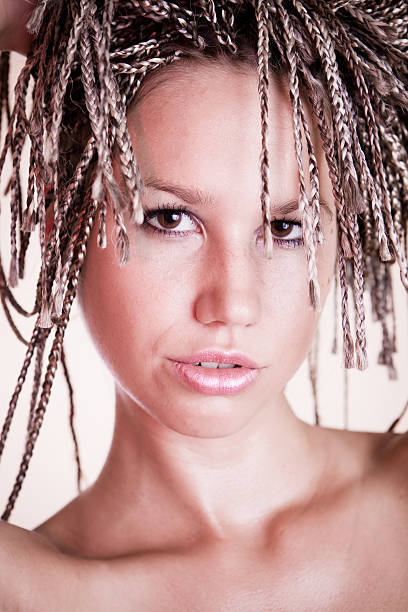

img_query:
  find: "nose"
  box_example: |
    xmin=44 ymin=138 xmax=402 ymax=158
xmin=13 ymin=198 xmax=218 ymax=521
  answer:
xmin=193 ymin=243 xmax=261 ymax=328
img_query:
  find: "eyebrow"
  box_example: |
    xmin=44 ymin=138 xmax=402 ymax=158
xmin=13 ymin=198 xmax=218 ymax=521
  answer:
xmin=144 ymin=178 xmax=214 ymax=207
xmin=144 ymin=178 xmax=333 ymax=219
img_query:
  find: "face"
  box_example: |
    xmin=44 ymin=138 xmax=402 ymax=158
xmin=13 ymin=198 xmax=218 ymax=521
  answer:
xmin=79 ymin=61 xmax=337 ymax=438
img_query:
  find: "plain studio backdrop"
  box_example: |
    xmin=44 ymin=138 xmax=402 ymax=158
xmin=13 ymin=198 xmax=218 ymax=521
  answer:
xmin=0 ymin=54 xmax=407 ymax=529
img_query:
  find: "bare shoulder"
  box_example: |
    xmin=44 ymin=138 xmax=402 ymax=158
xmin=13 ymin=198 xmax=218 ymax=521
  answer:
xmin=342 ymin=428 xmax=408 ymax=522
xmin=0 ymin=521 xmax=117 ymax=611
xmin=361 ymin=430 xmax=408 ymax=592
xmin=0 ymin=519 xmax=165 ymax=611
xmin=0 ymin=521 xmax=60 ymax=610
xmin=321 ymin=428 xmax=408 ymax=540
xmin=314 ymin=427 xmax=408 ymax=608
xmin=372 ymin=429 xmax=408 ymax=491
xmin=0 ymin=518 xmax=61 ymax=553
xmin=327 ymin=425 xmax=408 ymax=491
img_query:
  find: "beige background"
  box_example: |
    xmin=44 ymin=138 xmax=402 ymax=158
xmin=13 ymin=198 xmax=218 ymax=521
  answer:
xmin=0 ymin=53 xmax=407 ymax=530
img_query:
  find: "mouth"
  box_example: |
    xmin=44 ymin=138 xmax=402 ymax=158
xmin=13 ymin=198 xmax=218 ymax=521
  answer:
xmin=175 ymin=350 xmax=260 ymax=370
xmin=168 ymin=351 xmax=260 ymax=395
xmin=191 ymin=362 xmax=242 ymax=369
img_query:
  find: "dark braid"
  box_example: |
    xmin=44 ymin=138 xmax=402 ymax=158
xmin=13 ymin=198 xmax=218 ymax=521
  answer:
xmin=0 ymin=0 xmax=407 ymax=518
xmin=27 ymin=331 xmax=47 ymax=435
xmin=1 ymin=196 xmax=97 ymax=521
xmin=61 ymin=347 xmax=82 ymax=493
xmin=0 ymin=326 xmax=47 ymax=462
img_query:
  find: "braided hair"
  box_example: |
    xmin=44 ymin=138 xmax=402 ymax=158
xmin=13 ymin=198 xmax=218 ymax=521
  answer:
xmin=0 ymin=0 xmax=407 ymax=520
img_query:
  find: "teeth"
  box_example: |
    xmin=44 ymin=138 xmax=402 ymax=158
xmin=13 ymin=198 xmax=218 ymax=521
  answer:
xmin=192 ymin=361 xmax=239 ymax=368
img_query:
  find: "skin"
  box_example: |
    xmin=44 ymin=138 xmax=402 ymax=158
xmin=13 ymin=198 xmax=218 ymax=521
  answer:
xmin=1 ymin=60 xmax=408 ymax=610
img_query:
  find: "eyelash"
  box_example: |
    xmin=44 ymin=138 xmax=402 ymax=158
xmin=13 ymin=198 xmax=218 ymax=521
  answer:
xmin=143 ymin=204 xmax=195 ymax=238
xmin=261 ymin=220 xmax=303 ymax=249
xmin=142 ymin=204 xmax=304 ymax=248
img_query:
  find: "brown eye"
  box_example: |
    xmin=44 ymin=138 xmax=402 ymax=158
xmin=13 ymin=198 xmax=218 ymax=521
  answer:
xmin=144 ymin=208 xmax=198 ymax=234
xmin=157 ymin=211 xmax=183 ymax=229
xmin=271 ymin=220 xmax=297 ymax=238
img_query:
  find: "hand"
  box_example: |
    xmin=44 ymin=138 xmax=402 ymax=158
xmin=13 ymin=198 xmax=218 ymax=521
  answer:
xmin=0 ymin=0 xmax=38 ymax=55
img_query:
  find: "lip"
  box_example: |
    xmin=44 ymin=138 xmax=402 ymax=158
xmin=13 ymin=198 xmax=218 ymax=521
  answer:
xmin=168 ymin=350 xmax=261 ymax=395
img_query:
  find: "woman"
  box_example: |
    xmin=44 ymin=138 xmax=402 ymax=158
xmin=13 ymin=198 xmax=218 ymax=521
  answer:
xmin=0 ymin=0 xmax=408 ymax=608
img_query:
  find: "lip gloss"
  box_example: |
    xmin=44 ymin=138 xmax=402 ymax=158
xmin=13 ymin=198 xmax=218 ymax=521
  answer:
xmin=169 ymin=361 xmax=259 ymax=395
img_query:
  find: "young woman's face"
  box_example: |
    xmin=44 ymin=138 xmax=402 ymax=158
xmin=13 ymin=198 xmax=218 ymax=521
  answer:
xmin=79 ymin=61 xmax=337 ymax=437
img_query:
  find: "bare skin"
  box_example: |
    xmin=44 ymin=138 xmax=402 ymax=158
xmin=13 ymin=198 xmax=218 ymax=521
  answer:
xmin=3 ymin=427 xmax=408 ymax=610
xmin=1 ymin=9 xmax=408 ymax=611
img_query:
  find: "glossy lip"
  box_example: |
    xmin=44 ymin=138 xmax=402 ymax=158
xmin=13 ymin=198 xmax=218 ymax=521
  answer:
xmin=168 ymin=350 xmax=261 ymax=395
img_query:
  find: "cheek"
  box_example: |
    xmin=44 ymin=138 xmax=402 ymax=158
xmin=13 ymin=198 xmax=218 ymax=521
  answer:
xmin=78 ymin=211 xmax=196 ymax=381
xmin=260 ymin=222 xmax=336 ymax=383
xmin=261 ymin=258 xmax=319 ymax=377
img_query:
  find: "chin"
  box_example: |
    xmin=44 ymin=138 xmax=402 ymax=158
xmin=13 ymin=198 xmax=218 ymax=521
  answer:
xmin=126 ymin=385 xmax=273 ymax=440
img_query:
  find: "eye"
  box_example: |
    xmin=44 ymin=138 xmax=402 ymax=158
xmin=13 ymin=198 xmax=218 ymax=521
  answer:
xmin=143 ymin=206 xmax=199 ymax=235
xmin=270 ymin=219 xmax=302 ymax=241
xmin=256 ymin=218 xmax=303 ymax=249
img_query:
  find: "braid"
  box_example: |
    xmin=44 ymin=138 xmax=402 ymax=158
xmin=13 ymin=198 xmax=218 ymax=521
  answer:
xmin=301 ymin=72 xmax=355 ymax=365
xmin=58 ymin=137 xmax=97 ymax=296
xmin=93 ymin=13 xmax=144 ymax=226
xmin=338 ymin=244 xmax=355 ymax=368
xmin=292 ymin=2 xmax=363 ymax=215
xmin=347 ymin=212 xmax=368 ymax=370
xmin=49 ymin=0 xmax=88 ymax=318
xmin=1 ymin=197 xmax=97 ymax=521
xmin=0 ymin=326 xmax=46 ymax=462
xmin=92 ymin=0 xmax=113 ymax=247
xmin=27 ymin=332 xmax=47 ymax=435
xmin=276 ymin=0 xmax=321 ymax=309
xmin=61 ymin=347 xmax=82 ymax=493
xmin=0 ymin=52 xmax=10 ymax=124
xmin=255 ymin=0 xmax=273 ymax=258
xmin=7 ymin=60 xmax=33 ymax=288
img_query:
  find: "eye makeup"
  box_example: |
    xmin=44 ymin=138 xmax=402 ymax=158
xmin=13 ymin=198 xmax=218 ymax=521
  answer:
xmin=143 ymin=203 xmax=200 ymax=238
xmin=142 ymin=203 xmax=304 ymax=248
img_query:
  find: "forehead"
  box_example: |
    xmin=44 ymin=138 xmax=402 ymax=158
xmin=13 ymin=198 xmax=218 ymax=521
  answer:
xmin=128 ymin=60 xmax=330 ymax=208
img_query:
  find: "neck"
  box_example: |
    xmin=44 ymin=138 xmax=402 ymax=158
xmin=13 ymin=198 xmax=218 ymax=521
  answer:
xmin=87 ymin=386 xmax=331 ymax=553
